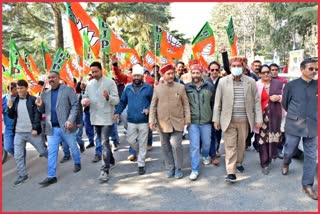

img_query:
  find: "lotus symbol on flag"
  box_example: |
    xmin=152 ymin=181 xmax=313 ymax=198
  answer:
xmin=166 ymin=33 xmax=182 ymax=48
xmin=130 ymin=55 xmax=139 ymax=65
xmin=201 ymin=43 xmax=212 ymax=56
xmin=160 ymin=56 xmax=168 ymax=65
xmin=146 ymin=54 xmax=155 ymax=65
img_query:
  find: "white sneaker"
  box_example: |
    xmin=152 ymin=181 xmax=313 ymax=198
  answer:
xmin=189 ymin=171 xmax=199 ymax=181
xmin=202 ymin=156 xmax=210 ymax=165
xmin=98 ymin=171 xmax=109 ymax=183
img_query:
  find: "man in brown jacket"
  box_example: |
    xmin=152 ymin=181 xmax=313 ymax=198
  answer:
xmin=149 ymin=64 xmax=191 ymax=179
xmin=213 ymin=56 xmax=262 ymax=183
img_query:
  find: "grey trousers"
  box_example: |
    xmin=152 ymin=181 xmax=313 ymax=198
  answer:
xmin=283 ymin=133 xmax=318 ymax=187
xmin=14 ymin=132 xmax=48 ymax=177
xmin=127 ymin=123 xmax=149 ymax=167
xmin=159 ymin=131 xmax=183 ymax=170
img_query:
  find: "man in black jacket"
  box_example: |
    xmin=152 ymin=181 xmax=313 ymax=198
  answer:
xmin=281 ymin=58 xmax=318 ymax=200
xmin=7 ymin=79 xmax=48 ymax=186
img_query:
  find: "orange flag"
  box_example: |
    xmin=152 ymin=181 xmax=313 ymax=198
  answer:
xmin=98 ymin=16 xmax=142 ymax=65
xmin=66 ymin=2 xmax=83 ymax=64
xmin=154 ymin=25 xmax=185 ymax=60
xmin=69 ymin=2 xmax=100 ymax=59
xmin=41 ymin=42 xmax=52 ymax=73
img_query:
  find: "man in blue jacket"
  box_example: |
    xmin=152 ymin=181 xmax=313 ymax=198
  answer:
xmin=113 ymin=64 xmax=153 ymax=175
xmin=2 ymin=82 xmax=18 ymax=157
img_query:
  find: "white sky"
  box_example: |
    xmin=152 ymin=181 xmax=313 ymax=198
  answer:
xmin=169 ymin=2 xmax=217 ymax=40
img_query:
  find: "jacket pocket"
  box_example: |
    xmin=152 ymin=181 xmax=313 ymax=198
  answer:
xmin=287 ymin=114 xmax=298 ymax=120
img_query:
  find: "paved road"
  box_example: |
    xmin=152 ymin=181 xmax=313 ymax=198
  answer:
xmin=2 ymin=127 xmax=318 ymax=211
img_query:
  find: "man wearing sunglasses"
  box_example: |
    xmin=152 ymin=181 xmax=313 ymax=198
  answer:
xmin=281 ymin=58 xmax=318 ymax=200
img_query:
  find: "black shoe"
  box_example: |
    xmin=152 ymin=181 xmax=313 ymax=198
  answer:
xmin=277 ymin=152 xmax=284 ymax=159
xmin=60 ymin=156 xmax=71 ymax=163
xmin=138 ymin=166 xmax=145 ymax=175
xmin=225 ymin=174 xmax=237 ymax=183
xmin=112 ymin=142 xmax=118 ymax=151
xmin=39 ymin=177 xmax=57 ymax=187
xmin=13 ymin=175 xmax=29 ymax=186
xmin=73 ymin=164 xmax=81 ymax=173
xmin=80 ymin=145 xmax=85 ymax=153
xmin=86 ymin=143 xmax=95 ymax=149
xmin=236 ymin=165 xmax=245 ymax=173
xmin=92 ymin=154 xmax=102 ymax=163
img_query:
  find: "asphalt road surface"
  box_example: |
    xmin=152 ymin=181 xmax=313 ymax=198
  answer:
xmin=2 ymin=126 xmax=318 ymax=211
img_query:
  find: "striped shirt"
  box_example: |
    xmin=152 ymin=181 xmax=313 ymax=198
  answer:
xmin=232 ymin=78 xmax=247 ymax=121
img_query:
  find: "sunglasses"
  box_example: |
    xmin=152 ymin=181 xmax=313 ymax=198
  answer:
xmin=210 ymin=69 xmax=220 ymax=72
xmin=260 ymin=71 xmax=271 ymax=75
xmin=307 ymin=67 xmax=318 ymax=72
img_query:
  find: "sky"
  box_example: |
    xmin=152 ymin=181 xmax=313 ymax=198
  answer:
xmin=169 ymin=2 xmax=217 ymax=40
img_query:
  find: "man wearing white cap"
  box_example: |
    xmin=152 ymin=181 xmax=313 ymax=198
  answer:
xmin=113 ymin=64 xmax=153 ymax=175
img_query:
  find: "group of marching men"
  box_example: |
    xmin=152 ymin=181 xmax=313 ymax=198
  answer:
xmin=2 ymin=48 xmax=318 ymax=200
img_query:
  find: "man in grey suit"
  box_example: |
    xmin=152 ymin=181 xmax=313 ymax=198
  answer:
xmin=281 ymin=58 xmax=318 ymax=200
xmin=35 ymin=71 xmax=81 ymax=187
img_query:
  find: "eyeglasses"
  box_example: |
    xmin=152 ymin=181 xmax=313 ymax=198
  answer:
xmin=260 ymin=71 xmax=271 ymax=75
xmin=307 ymin=67 xmax=318 ymax=72
xmin=210 ymin=69 xmax=220 ymax=72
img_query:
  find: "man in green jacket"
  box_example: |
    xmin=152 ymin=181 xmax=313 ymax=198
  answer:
xmin=185 ymin=60 xmax=215 ymax=181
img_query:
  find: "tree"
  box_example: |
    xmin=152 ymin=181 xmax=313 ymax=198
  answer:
xmin=268 ymin=2 xmax=318 ymax=62
xmin=2 ymin=3 xmax=65 ymax=72
xmin=210 ymin=3 xmax=272 ymax=61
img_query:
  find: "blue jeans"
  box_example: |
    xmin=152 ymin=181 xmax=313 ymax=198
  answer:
xmin=95 ymin=125 xmax=115 ymax=172
xmin=111 ymin=121 xmax=119 ymax=143
xmin=3 ymin=126 xmax=15 ymax=156
xmin=47 ymin=127 xmax=81 ymax=178
xmin=62 ymin=123 xmax=84 ymax=157
xmin=188 ymin=123 xmax=211 ymax=171
xmin=83 ymin=110 xmax=94 ymax=144
xmin=283 ymin=133 xmax=318 ymax=186
xmin=209 ymin=126 xmax=217 ymax=158
xmin=129 ymin=128 xmax=152 ymax=155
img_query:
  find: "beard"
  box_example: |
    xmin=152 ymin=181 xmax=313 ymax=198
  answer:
xmin=192 ymin=77 xmax=201 ymax=83
xmin=133 ymin=79 xmax=142 ymax=85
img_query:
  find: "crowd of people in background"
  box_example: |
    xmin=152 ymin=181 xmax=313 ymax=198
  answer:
xmin=2 ymin=47 xmax=318 ymax=200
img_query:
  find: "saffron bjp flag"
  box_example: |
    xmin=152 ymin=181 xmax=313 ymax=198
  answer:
xmin=41 ymin=42 xmax=52 ymax=73
xmin=2 ymin=54 xmax=13 ymax=92
xmin=66 ymin=2 xmax=83 ymax=62
xmin=2 ymin=54 xmax=11 ymax=78
xmin=9 ymin=38 xmax=26 ymax=80
xmin=98 ymin=16 xmax=141 ymax=60
xmin=9 ymin=38 xmax=41 ymax=95
xmin=52 ymin=49 xmax=75 ymax=89
xmin=192 ymin=22 xmax=215 ymax=59
xmin=142 ymin=45 xmax=156 ymax=72
xmin=50 ymin=48 xmax=66 ymax=74
xmin=23 ymin=48 xmax=41 ymax=79
xmin=83 ymin=31 xmax=95 ymax=75
xmin=69 ymin=2 xmax=100 ymax=59
xmin=153 ymin=25 xmax=185 ymax=60
xmin=61 ymin=50 xmax=75 ymax=89
xmin=226 ymin=17 xmax=238 ymax=57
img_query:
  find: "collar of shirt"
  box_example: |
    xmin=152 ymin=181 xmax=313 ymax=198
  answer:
xmin=232 ymin=74 xmax=244 ymax=82
xmin=52 ymin=84 xmax=61 ymax=91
